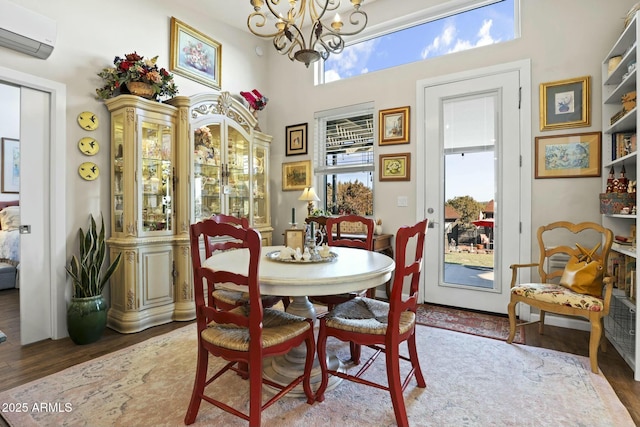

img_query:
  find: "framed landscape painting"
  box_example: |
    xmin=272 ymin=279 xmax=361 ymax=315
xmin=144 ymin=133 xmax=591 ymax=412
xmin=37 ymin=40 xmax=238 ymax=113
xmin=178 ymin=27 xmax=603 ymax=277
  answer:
xmin=1 ymin=138 xmax=19 ymax=193
xmin=170 ymin=17 xmax=222 ymax=90
xmin=534 ymin=132 xmax=601 ymax=179
xmin=379 ymin=106 xmax=410 ymax=145
xmin=282 ymin=160 xmax=311 ymax=191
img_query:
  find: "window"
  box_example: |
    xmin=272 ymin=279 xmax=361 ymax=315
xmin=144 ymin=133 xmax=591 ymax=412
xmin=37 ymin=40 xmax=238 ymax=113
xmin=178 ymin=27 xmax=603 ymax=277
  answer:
xmin=315 ymin=103 xmax=375 ymax=216
xmin=320 ymin=0 xmax=516 ymax=83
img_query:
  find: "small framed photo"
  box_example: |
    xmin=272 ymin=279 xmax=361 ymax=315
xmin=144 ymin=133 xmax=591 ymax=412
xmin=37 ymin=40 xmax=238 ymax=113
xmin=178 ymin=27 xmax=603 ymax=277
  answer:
xmin=282 ymin=160 xmax=311 ymax=191
xmin=170 ymin=17 xmax=222 ymax=90
xmin=379 ymin=106 xmax=410 ymax=145
xmin=379 ymin=153 xmax=410 ymax=181
xmin=284 ymin=229 xmax=305 ymax=250
xmin=534 ymin=131 xmax=601 ymax=179
xmin=1 ymin=138 xmax=19 ymax=193
xmin=540 ymin=76 xmax=590 ymax=131
xmin=286 ymin=123 xmax=308 ymax=156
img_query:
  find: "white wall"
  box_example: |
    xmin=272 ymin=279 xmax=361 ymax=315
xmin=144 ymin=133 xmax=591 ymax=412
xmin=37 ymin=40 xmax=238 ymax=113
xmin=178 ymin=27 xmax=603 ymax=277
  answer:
xmin=265 ymin=0 xmax=639 ymax=248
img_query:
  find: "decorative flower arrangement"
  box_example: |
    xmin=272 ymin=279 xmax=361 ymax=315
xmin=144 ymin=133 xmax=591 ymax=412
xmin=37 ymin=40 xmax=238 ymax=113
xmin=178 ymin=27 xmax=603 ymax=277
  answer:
xmin=240 ymin=89 xmax=269 ymax=111
xmin=96 ymin=52 xmax=178 ymax=100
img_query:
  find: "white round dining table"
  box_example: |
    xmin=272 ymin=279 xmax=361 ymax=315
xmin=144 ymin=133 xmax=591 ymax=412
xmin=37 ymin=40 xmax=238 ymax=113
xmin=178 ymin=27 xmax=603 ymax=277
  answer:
xmin=202 ymin=245 xmax=395 ymax=396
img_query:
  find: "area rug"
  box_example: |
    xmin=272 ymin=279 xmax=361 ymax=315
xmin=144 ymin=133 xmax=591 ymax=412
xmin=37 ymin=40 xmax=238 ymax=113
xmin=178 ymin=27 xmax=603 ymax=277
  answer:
xmin=0 ymin=324 xmax=632 ymax=427
xmin=416 ymin=303 xmax=525 ymax=344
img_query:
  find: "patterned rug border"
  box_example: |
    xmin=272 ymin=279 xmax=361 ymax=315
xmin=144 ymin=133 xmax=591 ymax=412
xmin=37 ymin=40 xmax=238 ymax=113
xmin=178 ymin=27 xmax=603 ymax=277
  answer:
xmin=415 ymin=304 xmax=525 ymax=344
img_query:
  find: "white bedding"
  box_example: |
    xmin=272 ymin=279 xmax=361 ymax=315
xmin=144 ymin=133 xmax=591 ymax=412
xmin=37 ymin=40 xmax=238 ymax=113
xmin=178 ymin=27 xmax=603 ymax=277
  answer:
xmin=0 ymin=229 xmax=20 ymax=265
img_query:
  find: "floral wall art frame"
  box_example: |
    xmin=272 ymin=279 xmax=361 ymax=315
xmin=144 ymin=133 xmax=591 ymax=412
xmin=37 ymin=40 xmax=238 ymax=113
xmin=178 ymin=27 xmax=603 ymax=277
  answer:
xmin=379 ymin=153 xmax=410 ymax=181
xmin=539 ymin=76 xmax=590 ymax=131
xmin=286 ymin=123 xmax=308 ymax=156
xmin=534 ymin=131 xmax=601 ymax=179
xmin=170 ymin=17 xmax=222 ymax=90
xmin=379 ymin=106 xmax=410 ymax=145
xmin=282 ymin=160 xmax=311 ymax=191
xmin=1 ymin=138 xmax=19 ymax=193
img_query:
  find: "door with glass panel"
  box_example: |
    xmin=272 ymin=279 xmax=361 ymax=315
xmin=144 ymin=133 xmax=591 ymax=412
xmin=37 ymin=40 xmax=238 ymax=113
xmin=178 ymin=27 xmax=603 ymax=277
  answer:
xmin=421 ymin=69 xmax=523 ymax=314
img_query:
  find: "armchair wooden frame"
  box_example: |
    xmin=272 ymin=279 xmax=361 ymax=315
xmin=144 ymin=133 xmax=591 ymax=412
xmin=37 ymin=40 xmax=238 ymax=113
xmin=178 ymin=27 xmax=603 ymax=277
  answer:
xmin=507 ymin=221 xmax=614 ymax=373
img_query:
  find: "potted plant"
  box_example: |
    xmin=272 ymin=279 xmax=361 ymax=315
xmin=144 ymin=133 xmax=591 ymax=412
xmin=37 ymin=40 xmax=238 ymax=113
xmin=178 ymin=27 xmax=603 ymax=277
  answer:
xmin=95 ymin=52 xmax=178 ymax=101
xmin=65 ymin=214 xmax=122 ymax=344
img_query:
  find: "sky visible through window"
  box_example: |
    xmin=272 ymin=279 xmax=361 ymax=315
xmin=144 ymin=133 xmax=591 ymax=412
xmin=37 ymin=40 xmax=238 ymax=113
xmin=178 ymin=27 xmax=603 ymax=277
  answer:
xmin=324 ymin=0 xmax=515 ymax=82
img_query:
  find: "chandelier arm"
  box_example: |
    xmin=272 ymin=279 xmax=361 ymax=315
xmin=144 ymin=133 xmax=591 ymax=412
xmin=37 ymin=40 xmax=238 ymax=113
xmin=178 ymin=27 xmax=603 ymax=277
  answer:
xmin=248 ymin=12 xmax=284 ymax=38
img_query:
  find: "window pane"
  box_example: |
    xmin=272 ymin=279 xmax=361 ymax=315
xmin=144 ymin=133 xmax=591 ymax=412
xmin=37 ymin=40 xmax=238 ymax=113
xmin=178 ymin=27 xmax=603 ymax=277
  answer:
xmin=324 ymin=171 xmax=373 ymax=216
xmin=323 ymin=0 xmax=515 ymax=83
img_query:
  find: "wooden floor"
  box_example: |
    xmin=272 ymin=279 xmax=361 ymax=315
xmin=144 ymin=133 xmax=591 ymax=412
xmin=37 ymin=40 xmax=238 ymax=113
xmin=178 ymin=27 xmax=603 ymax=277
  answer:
xmin=1 ymin=288 xmax=639 ymax=425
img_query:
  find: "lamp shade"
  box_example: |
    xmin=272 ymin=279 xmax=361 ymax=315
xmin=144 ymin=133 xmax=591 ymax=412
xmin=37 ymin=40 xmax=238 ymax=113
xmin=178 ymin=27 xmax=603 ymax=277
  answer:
xmin=298 ymin=187 xmax=320 ymax=202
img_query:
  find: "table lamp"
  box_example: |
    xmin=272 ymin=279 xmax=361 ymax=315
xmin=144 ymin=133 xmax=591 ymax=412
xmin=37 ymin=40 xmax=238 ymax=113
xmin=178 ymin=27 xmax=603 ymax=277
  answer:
xmin=298 ymin=187 xmax=320 ymax=216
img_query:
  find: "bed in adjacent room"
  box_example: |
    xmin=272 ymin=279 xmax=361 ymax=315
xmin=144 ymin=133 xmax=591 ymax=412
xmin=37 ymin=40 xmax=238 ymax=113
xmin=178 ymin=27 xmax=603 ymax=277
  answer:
xmin=0 ymin=201 xmax=20 ymax=290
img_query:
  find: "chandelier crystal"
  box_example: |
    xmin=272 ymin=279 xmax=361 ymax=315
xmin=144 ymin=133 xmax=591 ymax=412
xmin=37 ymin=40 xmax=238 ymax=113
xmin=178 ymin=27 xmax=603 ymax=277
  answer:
xmin=248 ymin=0 xmax=368 ymax=67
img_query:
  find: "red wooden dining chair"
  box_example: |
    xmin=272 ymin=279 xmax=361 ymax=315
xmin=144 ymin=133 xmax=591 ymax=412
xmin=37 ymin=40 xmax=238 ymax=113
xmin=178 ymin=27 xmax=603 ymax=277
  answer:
xmin=185 ymin=219 xmax=315 ymax=426
xmin=315 ymin=218 xmax=428 ymax=427
xmin=311 ymin=215 xmax=375 ymax=363
xmin=313 ymin=214 xmax=375 ymax=309
xmin=207 ymin=213 xmax=288 ymax=310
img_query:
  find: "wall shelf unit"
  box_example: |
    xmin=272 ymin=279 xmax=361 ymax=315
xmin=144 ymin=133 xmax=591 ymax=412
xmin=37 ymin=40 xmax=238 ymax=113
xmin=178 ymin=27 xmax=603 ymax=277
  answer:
xmin=601 ymin=11 xmax=639 ymax=381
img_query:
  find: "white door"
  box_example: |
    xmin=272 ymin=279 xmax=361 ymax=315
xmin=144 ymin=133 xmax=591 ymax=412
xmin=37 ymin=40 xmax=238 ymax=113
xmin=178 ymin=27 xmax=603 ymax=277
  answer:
xmin=418 ymin=62 xmax=531 ymax=314
xmin=19 ymin=87 xmax=51 ymax=344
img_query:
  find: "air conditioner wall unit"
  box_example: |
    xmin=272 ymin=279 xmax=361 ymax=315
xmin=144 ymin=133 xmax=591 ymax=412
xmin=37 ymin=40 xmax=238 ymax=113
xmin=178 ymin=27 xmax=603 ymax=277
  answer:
xmin=0 ymin=0 xmax=56 ymax=59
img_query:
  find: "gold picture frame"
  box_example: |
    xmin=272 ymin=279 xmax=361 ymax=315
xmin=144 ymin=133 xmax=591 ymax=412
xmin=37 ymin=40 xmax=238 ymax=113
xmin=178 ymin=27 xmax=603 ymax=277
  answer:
xmin=282 ymin=160 xmax=311 ymax=191
xmin=379 ymin=106 xmax=410 ymax=145
xmin=284 ymin=229 xmax=305 ymax=250
xmin=534 ymin=131 xmax=601 ymax=179
xmin=379 ymin=153 xmax=410 ymax=181
xmin=170 ymin=17 xmax=222 ymax=90
xmin=286 ymin=123 xmax=308 ymax=156
xmin=539 ymin=76 xmax=590 ymax=131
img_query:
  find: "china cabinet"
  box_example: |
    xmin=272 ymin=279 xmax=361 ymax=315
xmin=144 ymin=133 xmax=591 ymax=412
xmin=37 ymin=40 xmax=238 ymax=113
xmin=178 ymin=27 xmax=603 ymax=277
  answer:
xmin=601 ymin=12 xmax=640 ymax=380
xmin=103 ymin=93 xmax=272 ymax=333
xmin=168 ymin=92 xmax=273 ymax=245
xmin=104 ymin=95 xmax=193 ymax=333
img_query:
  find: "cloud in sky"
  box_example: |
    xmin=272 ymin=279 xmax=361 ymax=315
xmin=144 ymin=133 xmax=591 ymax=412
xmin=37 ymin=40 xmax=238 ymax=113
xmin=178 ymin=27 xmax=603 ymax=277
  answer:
xmin=324 ymin=39 xmax=378 ymax=82
xmin=421 ymin=19 xmax=499 ymax=59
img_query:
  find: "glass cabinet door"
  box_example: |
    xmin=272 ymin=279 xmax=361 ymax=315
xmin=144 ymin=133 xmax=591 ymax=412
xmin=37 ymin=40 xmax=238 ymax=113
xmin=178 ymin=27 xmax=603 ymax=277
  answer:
xmin=140 ymin=120 xmax=173 ymax=234
xmin=113 ymin=113 xmax=125 ymax=233
xmin=227 ymin=126 xmax=250 ymax=219
xmin=193 ymin=123 xmax=222 ymax=222
xmin=253 ymin=143 xmax=268 ymax=227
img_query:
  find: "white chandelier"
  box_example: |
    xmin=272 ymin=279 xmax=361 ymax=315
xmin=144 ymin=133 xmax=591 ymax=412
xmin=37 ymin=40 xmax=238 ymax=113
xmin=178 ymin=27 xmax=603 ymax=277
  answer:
xmin=248 ymin=0 xmax=368 ymax=67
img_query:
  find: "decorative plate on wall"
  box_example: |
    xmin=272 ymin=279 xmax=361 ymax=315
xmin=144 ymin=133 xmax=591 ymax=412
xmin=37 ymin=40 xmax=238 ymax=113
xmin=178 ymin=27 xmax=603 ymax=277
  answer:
xmin=78 ymin=137 xmax=99 ymax=155
xmin=78 ymin=162 xmax=99 ymax=181
xmin=77 ymin=111 xmax=99 ymax=131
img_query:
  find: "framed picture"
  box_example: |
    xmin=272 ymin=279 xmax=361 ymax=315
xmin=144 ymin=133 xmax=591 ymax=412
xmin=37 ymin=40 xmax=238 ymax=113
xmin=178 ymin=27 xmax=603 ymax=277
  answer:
xmin=534 ymin=132 xmax=601 ymax=179
xmin=539 ymin=76 xmax=590 ymax=131
xmin=286 ymin=123 xmax=308 ymax=156
xmin=379 ymin=153 xmax=411 ymax=181
xmin=282 ymin=160 xmax=311 ymax=191
xmin=379 ymin=106 xmax=410 ymax=145
xmin=284 ymin=229 xmax=305 ymax=250
xmin=170 ymin=17 xmax=222 ymax=90
xmin=1 ymin=138 xmax=19 ymax=193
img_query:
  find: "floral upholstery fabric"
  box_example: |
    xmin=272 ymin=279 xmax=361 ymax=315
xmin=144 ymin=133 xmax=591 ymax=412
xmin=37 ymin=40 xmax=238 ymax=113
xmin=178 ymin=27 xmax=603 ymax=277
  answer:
xmin=511 ymin=283 xmax=604 ymax=312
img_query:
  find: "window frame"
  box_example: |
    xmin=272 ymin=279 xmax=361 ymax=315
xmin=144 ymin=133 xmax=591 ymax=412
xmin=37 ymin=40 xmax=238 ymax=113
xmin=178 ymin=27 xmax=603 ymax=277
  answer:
xmin=314 ymin=0 xmax=519 ymax=84
xmin=313 ymin=102 xmax=376 ymax=216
